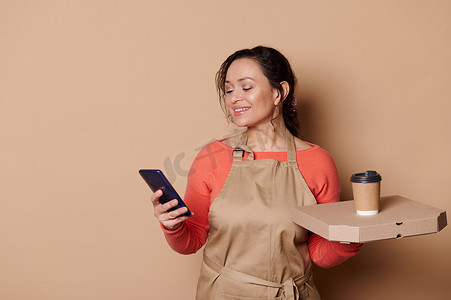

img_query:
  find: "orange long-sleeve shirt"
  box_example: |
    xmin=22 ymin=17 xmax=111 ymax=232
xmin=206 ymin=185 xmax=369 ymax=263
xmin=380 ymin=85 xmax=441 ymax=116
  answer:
xmin=162 ymin=139 xmax=361 ymax=268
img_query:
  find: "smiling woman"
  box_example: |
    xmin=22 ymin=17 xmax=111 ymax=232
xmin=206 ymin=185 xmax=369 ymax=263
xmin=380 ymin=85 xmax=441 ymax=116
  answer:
xmin=224 ymin=58 xmax=283 ymax=129
xmin=149 ymin=46 xmax=362 ymax=300
xmin=217 ymin=46 xmax=299 ymax=138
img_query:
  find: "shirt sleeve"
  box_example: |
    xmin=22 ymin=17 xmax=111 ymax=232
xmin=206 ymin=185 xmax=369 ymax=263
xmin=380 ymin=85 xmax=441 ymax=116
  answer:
xmin=161 ymin=141 xmax=231 ymax=255
xmin=301 ymin=147 xmax=363 ymax=268
xmin=161 ymin=145 xmax=213 ymax=255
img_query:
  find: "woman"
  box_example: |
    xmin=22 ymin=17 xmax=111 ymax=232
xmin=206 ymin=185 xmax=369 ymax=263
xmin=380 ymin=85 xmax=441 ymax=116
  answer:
xmin=151 ymin=46 xmax=361 ymax=300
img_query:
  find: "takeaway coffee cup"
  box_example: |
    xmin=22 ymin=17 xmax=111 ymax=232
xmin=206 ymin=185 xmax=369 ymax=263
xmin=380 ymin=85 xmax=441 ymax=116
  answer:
xmin=350 ymin=171 xmax=382 ymax=215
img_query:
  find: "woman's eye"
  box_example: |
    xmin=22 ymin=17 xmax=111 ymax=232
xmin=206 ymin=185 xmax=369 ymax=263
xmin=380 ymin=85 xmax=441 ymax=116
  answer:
xmin=243 ymin=87 xmax=252 ymax=91
xmin=225 ymin=89 xmax=233 ymax=94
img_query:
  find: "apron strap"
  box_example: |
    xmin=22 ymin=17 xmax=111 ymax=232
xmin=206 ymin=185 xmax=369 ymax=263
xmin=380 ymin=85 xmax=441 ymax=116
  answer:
xmin=232 ymin=146 xmax=255 ymax=161
xmin=232 ymin=128 xmax=296 ymax=163
xmin=283 ymin=278 xmax=299 ymax=300
xmin=232 ymin=129 xmax=255 ymax=161
xmin=285 ymin=128 xmax=297 ymax=163
xmin=238 ymin=129 xmax=248 ymax=145
xmin=203 ymin=255 xmax=311 ymax=300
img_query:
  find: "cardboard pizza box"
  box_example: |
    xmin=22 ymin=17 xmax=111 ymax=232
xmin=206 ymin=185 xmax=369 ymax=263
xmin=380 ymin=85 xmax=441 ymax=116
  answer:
xmin=292 ymin=195 xmax=447 ymax=243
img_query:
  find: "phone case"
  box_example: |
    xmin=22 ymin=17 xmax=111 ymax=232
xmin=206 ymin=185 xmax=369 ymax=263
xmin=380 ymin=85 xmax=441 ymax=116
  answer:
xmin=139 ymin=169 xmax=192 ymax=217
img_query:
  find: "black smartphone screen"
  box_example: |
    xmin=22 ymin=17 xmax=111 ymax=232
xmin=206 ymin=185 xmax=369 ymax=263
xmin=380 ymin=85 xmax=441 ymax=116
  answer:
xmin=139 ymin=169 xmax=191 ymax=217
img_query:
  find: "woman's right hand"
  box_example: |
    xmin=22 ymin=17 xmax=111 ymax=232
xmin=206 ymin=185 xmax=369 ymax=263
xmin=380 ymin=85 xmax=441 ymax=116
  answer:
xmin=151 ymin=190 xmax=192 ymax=231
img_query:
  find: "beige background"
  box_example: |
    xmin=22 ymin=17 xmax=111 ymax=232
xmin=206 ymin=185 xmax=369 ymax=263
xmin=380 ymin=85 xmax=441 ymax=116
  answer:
xmin=1 ymin=1 xmax=450 ymax=299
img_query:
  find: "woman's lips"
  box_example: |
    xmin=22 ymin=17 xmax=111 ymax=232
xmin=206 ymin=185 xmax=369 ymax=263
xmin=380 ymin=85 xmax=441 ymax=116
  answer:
xmin=233 ymin=106 xmax=250 ymax=116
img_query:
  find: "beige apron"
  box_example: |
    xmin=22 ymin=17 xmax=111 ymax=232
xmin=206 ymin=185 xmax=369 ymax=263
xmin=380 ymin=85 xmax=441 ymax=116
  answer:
xmin=196 ymin=128 xmax=321 ymax=300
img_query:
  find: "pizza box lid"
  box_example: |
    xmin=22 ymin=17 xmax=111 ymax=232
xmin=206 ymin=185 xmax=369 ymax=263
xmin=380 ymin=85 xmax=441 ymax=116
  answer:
xmin=292 ymin=195 xmax=447 ymax=243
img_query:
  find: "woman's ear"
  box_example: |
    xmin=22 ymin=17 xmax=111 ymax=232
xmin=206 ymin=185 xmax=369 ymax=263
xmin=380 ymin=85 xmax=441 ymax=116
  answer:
xmin=273 ymin=81 xmax=290 ymax=106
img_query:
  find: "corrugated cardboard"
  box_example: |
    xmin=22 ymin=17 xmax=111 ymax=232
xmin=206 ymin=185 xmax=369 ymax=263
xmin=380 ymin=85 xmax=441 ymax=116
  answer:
xmin=292 ymin=195 xmax=447 ymax=243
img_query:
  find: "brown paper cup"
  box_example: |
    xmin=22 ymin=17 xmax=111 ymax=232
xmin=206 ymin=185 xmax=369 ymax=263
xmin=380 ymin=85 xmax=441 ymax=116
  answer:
xmin=352 ymin=181 xmax=380 ymax=215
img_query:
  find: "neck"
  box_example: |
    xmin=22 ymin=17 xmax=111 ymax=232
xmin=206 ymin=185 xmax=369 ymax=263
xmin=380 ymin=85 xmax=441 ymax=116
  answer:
xmin=246 ymin=118 xmax=287 ymax=152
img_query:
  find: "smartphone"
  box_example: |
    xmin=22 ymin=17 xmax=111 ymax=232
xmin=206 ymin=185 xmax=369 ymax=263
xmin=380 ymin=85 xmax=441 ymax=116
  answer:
xmin=139 ymin=169 xmax=192 ymax=217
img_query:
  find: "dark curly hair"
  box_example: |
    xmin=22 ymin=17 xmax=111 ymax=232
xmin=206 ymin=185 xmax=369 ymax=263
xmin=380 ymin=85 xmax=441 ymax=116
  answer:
xmin=216 ymin=46 xmax=299 ymax=137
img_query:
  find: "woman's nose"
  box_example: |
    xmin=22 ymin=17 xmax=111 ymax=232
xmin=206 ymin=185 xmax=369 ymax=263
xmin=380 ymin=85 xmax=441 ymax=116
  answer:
xmin=230 ymin=91 xmax=242 ymax=104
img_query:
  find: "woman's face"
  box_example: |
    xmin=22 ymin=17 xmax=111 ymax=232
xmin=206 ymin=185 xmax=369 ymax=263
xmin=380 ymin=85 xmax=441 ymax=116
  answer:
xmin=224 ymin=58 xmax=280 ymax=128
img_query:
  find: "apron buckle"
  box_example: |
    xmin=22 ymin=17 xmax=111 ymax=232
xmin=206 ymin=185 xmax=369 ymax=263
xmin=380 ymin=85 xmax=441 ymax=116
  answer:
xmin=232 ymin=149 xmax=245 ymax=158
